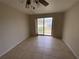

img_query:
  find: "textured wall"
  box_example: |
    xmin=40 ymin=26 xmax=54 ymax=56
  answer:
xmin=63 ymin=2 xmax=79 ymax=59
xmin=0 ymin=2 xmax=30 ymax=56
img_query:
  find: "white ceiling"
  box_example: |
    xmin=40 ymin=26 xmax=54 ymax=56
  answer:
xmin=0 ymin=0 xmax=79 ymax=14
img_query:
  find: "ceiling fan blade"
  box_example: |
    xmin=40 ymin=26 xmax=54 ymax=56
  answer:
xmin=39 ymin=0 xmax=49 ymax=6
xmin=25 ymin=0 xmax=31 ymax=8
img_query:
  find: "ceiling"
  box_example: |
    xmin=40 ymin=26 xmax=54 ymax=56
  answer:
xmin=0 ymin=0 xmax=79 ymax=14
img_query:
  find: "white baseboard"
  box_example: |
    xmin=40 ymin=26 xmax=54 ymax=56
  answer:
xmin=63 ymin=40 xmax=79 ymax=59
xmin=0 ymin=36 xmax=29 ymax=57
xmin=0 ymin=43 xmax=19 ymax=57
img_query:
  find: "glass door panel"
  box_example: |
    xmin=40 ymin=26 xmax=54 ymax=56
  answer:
xmin=37 ymin=18 xmax=43 ymax=35
xmin=44 ymin=17 xmax=52 ymax=35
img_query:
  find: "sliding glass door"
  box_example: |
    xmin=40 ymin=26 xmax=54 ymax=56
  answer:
xmin=37 ymin=17 xmax=52 ymax=35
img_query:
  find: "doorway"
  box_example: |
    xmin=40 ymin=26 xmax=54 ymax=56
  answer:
xmin=36 ymin=17 xmax=53 ymax=36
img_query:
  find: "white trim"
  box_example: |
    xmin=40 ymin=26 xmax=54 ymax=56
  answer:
xmin=63 ymin=40 xmax=79 ymax=59
xmin=0 ymin=44 xmax=17 ymax=57
xmin=0 ymin=36 xmax=29 ymax=57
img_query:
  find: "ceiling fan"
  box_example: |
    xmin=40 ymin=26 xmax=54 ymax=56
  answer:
xmin=25 ymin=0 xmax=49 ymax=9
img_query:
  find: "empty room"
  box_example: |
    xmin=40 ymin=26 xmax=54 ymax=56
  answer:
xmin=0 ymin=0 xmax=79 ymax=59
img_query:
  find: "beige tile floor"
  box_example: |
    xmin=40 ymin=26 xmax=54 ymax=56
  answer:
xmin=0 ymin=36 xmax=76 ymax=59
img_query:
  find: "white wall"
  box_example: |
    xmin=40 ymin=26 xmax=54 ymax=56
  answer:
xmin=0 ymin=2 xmax=30 ymax=56
xmin=63 ymin=2 xmax=79 ymax=59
